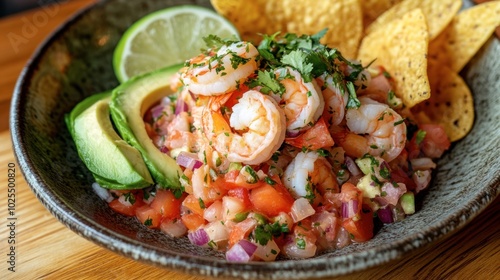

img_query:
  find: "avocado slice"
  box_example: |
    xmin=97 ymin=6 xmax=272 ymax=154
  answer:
xmin=66 ymin=92 xmax=154 ymax=190
xmin=109 ymin=65 xmax=183 ymax=193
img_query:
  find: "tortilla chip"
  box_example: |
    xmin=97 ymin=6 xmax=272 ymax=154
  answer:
xmin=413 ymin=60 xmax=474 ymax=142
xmin=359 ymin=0 xmax=404 ymax=27
xmin=280 ymin=0 xmax=363 ymax=59
xmin=211 ymin=0 xmax=363 ymax=59
xmin=428 ymin=1 xmax=500 ymax=72
xmin=358 ymin=9 xmax=430 ymax=108
xmin=210 ymin=0 xmax=275 ymax=44
xmin=366 ymin=0 xmax=462 ymax=40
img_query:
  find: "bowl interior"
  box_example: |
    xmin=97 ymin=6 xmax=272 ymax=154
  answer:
xmin=10 ymin=0 xmax=499 ymax=279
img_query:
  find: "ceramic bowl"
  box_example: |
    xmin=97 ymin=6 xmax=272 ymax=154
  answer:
xmin=10 ymin=0 xmax=499 ymax=279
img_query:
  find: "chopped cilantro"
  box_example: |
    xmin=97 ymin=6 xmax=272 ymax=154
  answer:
xmin=198 ymin=198 xmax=206 ymax=209
xmin=346 ymin=81 xmax=361 ymax=109
xmin=123 ymin=192 xmax=136 ymax=205
xmin=416 ymin=129 xmax=427 ymax=145
xmin=281 ymin=50 xmax=314 ymax=82
xmin=296 ymin=238 xmax=306 ymax=249
xmin=264 ymin=176 xmax=276 ymax=185
xmin=317 ymin=148 xmax=331 ymax=157
xmin=144 ymin=218 xmax=153 ymax=226
xmin=394 ymin=118 xmax=405 ymax=126
xmin=249 ymin=70 xmax=285 ymax=96
xmin=253 ymin=221 xmax=289 ymax=245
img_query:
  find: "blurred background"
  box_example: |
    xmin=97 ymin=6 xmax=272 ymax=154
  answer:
xmin=0 ymin=0 xmax=64 ymax=17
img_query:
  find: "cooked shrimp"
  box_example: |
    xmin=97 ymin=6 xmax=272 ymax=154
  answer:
xmin=180 ymin=41 xmax=259 ymax=96
xmin=316 ymin=74 xmax=348 ymax=127
xmin=333 ymin=97 xmax=406 ymax=162
xmin=203 ymin=90 xmax=286 ymax=165
xmin=274 ymin=67 xmax=324 ymax=133
xmin=282 ymin=151 xmax=339 ymax=199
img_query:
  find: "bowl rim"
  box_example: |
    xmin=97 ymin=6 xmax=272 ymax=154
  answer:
xmin=9 ymin=0 xmax=500 ymax=279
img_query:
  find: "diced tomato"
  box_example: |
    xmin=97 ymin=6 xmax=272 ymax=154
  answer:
xmin=285 ymin=117 xmax=335 ymax=150
xmin=108 ymin=191 xmax=144 ymax=217
xmin=249 ymin=176 xmax=295 ymax=217
xmin=340 ymin=182 xmax=363 ymax=220
xmin=225 ymin=84 xmax=249 ymax=109
xmin=150 ymin=189 xmax=183 ymax=219
xmin=215 ymin=169 xmax=264 ymax=190
xmin=181 ymin=213 xmax=205 ymax=231
xmin=182 ymin=194 xmax=206 ymax=217
xmin=135 ymin=205 xmax=161 ymax=229
xmin=227 ymin=188 xmax=252 ymax=209
xmin=391 ymin=167 xmax=417 ymax=191
xmin=342 ymin=205 xmax=374 ymax=242
xmin=340 ymin=182 xmax=363 ymax=203
xmin=419 ymin=124 xmax=451 ymax=158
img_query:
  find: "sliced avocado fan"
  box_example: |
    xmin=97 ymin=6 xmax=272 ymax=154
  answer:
xmin=65 ymin=91 xmax=154 ymax=190
xmin=109 ymin=65 xmax=183 ymax=195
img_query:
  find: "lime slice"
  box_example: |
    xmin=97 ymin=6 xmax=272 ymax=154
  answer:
xmin=113 ymin=5 xmax=240 ymax=83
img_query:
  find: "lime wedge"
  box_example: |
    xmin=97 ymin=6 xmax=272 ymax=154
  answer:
xmin=113 ymin=5 xmax=240 ymax=83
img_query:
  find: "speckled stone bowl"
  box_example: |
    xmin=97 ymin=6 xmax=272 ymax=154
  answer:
xmin=10 ymin=0 xmax=499 ymax=279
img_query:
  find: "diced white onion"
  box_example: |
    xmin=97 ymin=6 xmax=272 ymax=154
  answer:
xmin=253 ymin=239 xmax=280 ymax=262
xmin=204 ymin=221 xmax=229 ymax=243
xmin=160 ymin=219 xmax=187 ymax=237
xmin=290 ymin=198 xmax=315 ymax=222
xmin=203 ymin=200 xmax=223 ymax=222
xmin=92 ymin=182 xmax=113 ymax=202
xmin=410 ymin=157 xmax=436 ymax=170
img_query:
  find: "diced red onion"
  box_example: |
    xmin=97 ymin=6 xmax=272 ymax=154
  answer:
xmin=226 ymin=240 xmax=256 ymax=262
xmin=174 ymin=98 xmax=189 ymax=115
xmin=188 ymin=90 xmax=196 ymax=100
xmin=413 ymin=170 xmax=432 ymax=193
xmin=176 ymin=151 xmax=203 ymax=170
xmin=381 ymin=182 xmax=407 ymax=206
xmin=335 ymin=227 xmax=351 ymax=248
xmin=410 ymin=157 xmax=436 ymax=170
xmin=290 ymin=198 xmax=315 ymax=222
xmin=377 ymin=207 xmax=393 ymax=223
xmin=160 ymin=146 xmax=169 ymax=154
xmin=150 ymin=104 xmax=165 ymax=120
xmin=341 ymin=199 xmax=359 ymax=219
xmin=238 ymin=239 xmax=258 ymax=256
xmin=286 ymin=130 xmax=301 ymax=138
xmin=188 ymin=228 xmax=209 ymax=246
xmin=345 ymin=156 xmax=362 ymax=177
xmin=92 ymin=183 xmax=113 ymax=202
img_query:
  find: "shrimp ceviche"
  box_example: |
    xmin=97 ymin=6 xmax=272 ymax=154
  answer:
xmin=106 ymin=31 xmax=451 ymax=262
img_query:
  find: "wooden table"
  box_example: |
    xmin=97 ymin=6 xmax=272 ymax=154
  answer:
xmin=0 ymin=1 xmax=498 ymax=279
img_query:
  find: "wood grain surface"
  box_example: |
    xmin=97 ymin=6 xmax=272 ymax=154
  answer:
xmin=0 ymin=1 xmax=498 ymax=279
